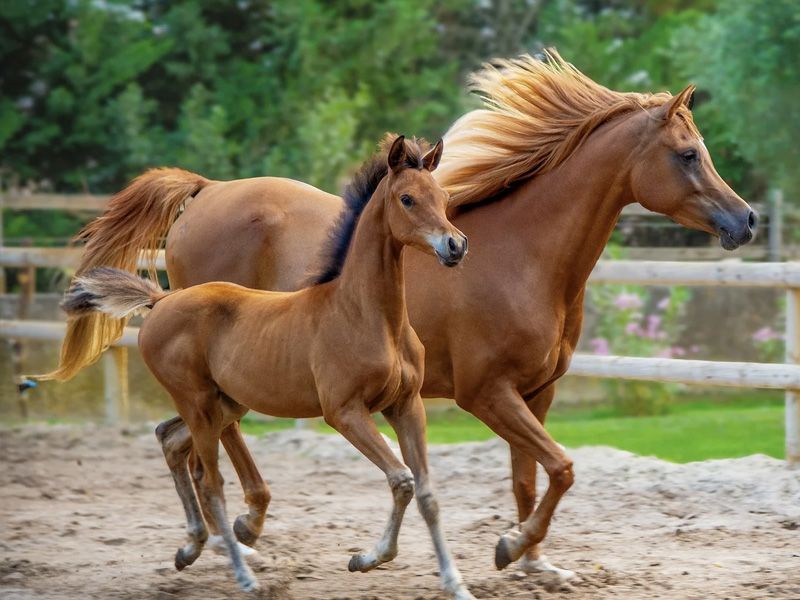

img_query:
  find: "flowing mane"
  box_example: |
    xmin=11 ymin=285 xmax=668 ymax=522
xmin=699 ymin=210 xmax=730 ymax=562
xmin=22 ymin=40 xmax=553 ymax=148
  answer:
xmin=310 ymin=134 xmax=431 ymax=285
xmin=436 ymin=49 xmax=696 ymax=208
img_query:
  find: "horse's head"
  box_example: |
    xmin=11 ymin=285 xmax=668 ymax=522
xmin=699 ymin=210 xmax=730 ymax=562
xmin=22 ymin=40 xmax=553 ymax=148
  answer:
xmin=385 ymin=136 xmax=467 ymax=266
xmin=631 ymin=86 xmax=756 ymax=250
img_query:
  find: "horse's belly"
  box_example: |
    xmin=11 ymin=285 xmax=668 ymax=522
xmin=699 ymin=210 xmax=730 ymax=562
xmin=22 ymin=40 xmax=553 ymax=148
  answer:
xmin=218 ymin=368 xmax=323 ymax=419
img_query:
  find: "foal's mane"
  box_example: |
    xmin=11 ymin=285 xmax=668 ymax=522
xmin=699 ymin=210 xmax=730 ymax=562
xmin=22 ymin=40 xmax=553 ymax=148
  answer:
xmin=436 ymin=49 xmax=698 ymax=208
xmin=310 ymin=134 xmax=431 ymax=285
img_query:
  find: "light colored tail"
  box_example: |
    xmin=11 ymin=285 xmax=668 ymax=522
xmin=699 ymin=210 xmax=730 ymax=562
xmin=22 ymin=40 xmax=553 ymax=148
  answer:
xmin=61 ymin=268 xmax=168 ymax=320
xmin=38 ymin=167 xmax=208 ymax=381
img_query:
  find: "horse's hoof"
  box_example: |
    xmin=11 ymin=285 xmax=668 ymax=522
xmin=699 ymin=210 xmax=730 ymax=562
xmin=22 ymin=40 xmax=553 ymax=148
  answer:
xmin=348 ymin=554 xmax=361 ymax=572
xmin=519 ymin=555 xmax=577 ymax=581
xmin=174 ymin=548 xmax=191 ymax=571
xmin=234 ymin=515 xmax=259 ymax=547
xmin=238 ymin=575 xmax=261 ymax=593
xmin=494 ymin=536 xmax=514 ymax=570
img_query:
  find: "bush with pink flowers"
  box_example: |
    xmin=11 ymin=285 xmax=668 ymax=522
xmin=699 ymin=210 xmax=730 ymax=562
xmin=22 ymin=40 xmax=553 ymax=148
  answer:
xmin=588 ymin=283 xmax=692 ymax=415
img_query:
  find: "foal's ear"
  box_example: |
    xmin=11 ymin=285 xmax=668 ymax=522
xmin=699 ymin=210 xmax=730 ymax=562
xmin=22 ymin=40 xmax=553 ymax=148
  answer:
xmin=663 ymin=84 xmax=697 ymax=121
xmin=422 ymin=139 xmax=444 ymax=172
xmin=387 ymin=135 xmax=407 ymax=173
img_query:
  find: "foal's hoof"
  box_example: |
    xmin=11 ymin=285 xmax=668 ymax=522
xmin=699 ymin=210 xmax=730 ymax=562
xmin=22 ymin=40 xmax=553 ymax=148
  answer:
xmin=237 ymin=574 xmax=261 ymax=593
xmin=348 ymin=554 xmax=363 ymax=573
xmin=234 ymin=515 xmax=259 ymax=547
xmin=494 ymin=535 xmax=514 ymax=570
xmin=348 ymin=552 xmax=381 ymax=573
xmin=175 ymin=547 xmax=197 ymax=571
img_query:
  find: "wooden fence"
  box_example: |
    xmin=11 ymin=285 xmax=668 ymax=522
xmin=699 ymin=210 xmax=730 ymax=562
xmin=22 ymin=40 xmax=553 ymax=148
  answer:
xmin=1 ymin=193 xmax=799 ymax=463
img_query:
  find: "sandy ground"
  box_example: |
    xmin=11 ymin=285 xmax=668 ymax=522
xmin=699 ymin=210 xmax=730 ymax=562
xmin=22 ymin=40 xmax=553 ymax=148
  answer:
xmin=1 ymin=424 xmax=798 ymax=599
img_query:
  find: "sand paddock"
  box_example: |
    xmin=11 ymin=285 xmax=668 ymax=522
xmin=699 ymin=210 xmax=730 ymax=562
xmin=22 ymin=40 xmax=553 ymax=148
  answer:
xmin=1 ymin=424 xmax=798 ymax=599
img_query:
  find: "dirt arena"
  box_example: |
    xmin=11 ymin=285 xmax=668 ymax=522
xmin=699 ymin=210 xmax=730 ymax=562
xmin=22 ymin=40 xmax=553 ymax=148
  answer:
xmin=1 ymin=424 xmax=798 ymax=599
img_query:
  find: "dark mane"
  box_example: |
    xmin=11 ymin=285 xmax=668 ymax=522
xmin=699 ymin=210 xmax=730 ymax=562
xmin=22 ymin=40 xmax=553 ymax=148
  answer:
xmin=309 ymin=134 xmax=430 ymax=285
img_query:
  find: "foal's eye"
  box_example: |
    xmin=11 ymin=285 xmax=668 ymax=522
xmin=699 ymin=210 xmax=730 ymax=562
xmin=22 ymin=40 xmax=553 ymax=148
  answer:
xmin=400 ymin=194 xmax=414 ymax=208
xmin=680 ymin=149 xmax=698 ymax=164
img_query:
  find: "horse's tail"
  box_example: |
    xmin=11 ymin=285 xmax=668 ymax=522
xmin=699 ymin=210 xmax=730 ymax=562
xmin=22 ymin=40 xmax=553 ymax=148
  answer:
xmin=37 ymin=167 xmax=208 ymax=381
xmin=61 ymin=268 xmax=169 ymax=319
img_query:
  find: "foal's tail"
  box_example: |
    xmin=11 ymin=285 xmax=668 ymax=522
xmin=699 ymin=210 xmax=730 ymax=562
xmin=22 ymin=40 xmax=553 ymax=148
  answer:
xmin=61 ymin=268 xmax=169 ymax=320
xmin=37 ymin=168 xmax=208 ymax=381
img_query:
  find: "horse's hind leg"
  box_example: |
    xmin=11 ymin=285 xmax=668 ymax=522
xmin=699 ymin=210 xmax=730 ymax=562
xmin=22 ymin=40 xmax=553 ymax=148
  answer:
xmin=180 ymin=393 xmax=259 ymax=592
xmin=155 ymin=416 xmax=208 ymax=570
xmin=323 ymin=402 xmax=414 ymax=573
xmin=383 ymin=396 xmax=475 ymax=600
xmin=220 ymin=421 xmax=271 ymax=546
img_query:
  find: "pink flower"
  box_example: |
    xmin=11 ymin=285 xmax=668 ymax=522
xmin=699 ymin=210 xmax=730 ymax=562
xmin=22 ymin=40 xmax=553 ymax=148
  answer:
xmin=645 ymin=315 xmax=662 ymax=339
xmin=752 ymin=327 xmax=779 ymax=343
xmin=656 ymin=297 xmax=670 ymax=311
xmin=613 ymin=292 xmax=643 ymax=310
xmin=671 ymin=346 xmax=686 ymax=357
xmin=689 ymin=345 xmax=701 ymax=354
xmin=656 ymin=348 xmax=673 ymax=358
xmin=625 ymin=321 xmax=642 ymax=335
xmin=590 ymin=337 xmax=610 ymax=355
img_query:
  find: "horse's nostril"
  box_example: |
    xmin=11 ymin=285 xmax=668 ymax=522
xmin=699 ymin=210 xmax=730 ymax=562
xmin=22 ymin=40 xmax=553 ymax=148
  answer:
xmin=748 ymin=210 xmax=757 ymax=230
xmin=448 ymin=237 xmax=457 ymax=253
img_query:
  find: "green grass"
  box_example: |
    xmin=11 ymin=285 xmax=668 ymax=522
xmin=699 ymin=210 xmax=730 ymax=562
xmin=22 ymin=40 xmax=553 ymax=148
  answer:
xmin=240 ymin=391 xmax=786 ymax=463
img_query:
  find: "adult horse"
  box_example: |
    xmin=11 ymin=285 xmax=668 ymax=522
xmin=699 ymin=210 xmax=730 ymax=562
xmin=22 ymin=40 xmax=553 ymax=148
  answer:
xmin=43 ymin=52 xmax=756 ymax=575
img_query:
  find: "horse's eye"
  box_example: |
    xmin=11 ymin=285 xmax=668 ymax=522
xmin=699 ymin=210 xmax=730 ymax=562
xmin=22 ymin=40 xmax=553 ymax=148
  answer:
xmin=400 ymin=194 xmax=414 ymax=208
xmin=680 ymin=149 xmax=698 ymax=164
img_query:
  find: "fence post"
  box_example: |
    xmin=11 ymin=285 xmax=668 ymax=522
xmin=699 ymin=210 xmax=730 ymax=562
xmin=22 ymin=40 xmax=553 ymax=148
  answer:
xmin=103 ymin=346 xmax=130 ymax=425
xmin=786 ymin=287 xmax=800 ymax=464
xmin=768 ymin=189 xmax=783 ymax=262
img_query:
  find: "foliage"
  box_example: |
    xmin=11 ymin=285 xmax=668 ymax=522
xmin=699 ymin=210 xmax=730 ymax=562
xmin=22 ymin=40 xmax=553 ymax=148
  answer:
xmin=676 ymin=0 xmax=800 ymax=199
xmin=1 ymin=0 xmax=797 ymax=246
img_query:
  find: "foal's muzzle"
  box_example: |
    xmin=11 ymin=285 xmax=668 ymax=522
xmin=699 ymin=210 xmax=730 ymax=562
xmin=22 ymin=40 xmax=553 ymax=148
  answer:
xmin=431 ymin=233 xmax=468 ymax=267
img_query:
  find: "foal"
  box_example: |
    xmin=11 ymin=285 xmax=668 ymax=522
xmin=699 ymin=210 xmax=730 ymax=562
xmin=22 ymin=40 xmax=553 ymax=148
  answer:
xmin=60 ymin=135 xmax=473 ymax=598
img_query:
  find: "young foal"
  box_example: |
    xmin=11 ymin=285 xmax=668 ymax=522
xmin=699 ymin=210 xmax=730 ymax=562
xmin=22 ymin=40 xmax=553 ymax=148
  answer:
xmin=60 ymin=135 xmax=473 ymax=598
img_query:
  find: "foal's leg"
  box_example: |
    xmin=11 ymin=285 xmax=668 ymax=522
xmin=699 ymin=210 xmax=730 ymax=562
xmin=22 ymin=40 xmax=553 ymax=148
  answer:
xmin=511 ymin=387 xmax=575 ymax=579
xmin=155 ymin=416 xmax=208 ymax=570
xmin=220 ymin=421 xmax=271 ymax=546
xmin=177 ymin=392 xmax=259 ymax=592
xmin=323 ymin=402 xmax=415 ymax=573
xmin=158 ymin=415 xmax=270 ymax=547
xmin=457 ymin=382 xmax=574 ymax=570
xmin=383 ymin=396 xmax=475 ymax=600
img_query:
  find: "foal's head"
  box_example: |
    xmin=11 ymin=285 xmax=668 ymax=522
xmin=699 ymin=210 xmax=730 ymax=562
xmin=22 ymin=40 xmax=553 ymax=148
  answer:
xmin=384 ymin=136 xmax=467 ymax=266
xmin=631 ymin=86 xmax=757 ymax=250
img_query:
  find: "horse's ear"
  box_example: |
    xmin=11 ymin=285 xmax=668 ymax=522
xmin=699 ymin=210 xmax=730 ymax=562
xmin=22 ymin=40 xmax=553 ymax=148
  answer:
xmin=422 ymin=139 xmax=444 ymax=172
xmin=387 ymin=135 xmax=407 ymax=173
xmin=664 ymin=84 xmax=696 ymax=121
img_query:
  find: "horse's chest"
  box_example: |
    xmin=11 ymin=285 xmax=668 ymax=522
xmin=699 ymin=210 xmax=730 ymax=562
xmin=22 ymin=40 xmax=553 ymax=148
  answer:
xmin=519 ymin=304 xmax=583 ymax=393
xmin=361 ymin=341 xmax=421 ymax=411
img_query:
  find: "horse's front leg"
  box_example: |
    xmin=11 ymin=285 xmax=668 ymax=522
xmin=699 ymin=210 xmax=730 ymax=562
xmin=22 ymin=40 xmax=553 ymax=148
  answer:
xmin=323 ymin=401 xmax=414 ymax=573
xmin=457 ymin=381 xmax=574 ymax=571
xmin=383 ymin=395 xmax=475 ymax=600
xmin=510 ymin=386 xmax=576 ymax=579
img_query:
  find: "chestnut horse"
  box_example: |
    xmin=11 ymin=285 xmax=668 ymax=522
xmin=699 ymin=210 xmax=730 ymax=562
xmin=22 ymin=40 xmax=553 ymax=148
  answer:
xmin=43 ymin=52 xmax=756 ymax=576
xmin=57 ymin=136 xmax=474 ymax=598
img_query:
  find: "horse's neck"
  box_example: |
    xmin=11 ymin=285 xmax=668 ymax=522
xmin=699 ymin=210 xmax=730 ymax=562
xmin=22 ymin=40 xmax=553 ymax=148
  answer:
xmin=489 ymin=113 xmax=643 ymax=305
xmin=334 ymin=185 xmax=407 ymax=335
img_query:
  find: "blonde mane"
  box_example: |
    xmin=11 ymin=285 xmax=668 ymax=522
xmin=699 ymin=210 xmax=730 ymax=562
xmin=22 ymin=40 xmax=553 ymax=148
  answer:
xmin=436 ymin=49 xmax=693 ymax=208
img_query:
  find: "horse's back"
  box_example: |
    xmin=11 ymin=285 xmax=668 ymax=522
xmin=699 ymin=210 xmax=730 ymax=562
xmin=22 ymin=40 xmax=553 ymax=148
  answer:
xmin=166 ymin=176 xmax=343 ymax=291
